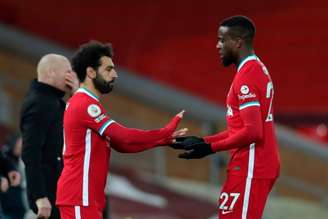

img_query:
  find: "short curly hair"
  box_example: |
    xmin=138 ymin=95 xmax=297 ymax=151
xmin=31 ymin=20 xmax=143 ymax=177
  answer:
xmin=220 ymin=15 xmax=256 ymax=45
xmin=71 ymin=41 xmax=113 ymax=82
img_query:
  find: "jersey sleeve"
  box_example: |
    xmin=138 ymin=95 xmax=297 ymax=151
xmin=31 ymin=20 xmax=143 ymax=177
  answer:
xmin=79 ymin=101 xmax=115 ymax=135
xmin=234 ymin=72 xmax=260 ymax=111
xmin=104 ymin=115 xmax=182 ymax=153
xmin=210 ymin=107 xmax=263 ymax=152
xmin=78 ymin=100 xmax=182 ymax=153
xmin=204 ymin=130 xmax=229 ymax=144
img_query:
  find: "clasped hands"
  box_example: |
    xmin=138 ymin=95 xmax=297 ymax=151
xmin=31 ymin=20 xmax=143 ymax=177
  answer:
xmin=170 ymin=136 xmax=214 ymax=159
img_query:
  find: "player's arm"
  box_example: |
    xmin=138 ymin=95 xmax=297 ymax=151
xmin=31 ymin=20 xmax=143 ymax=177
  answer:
xmin=178 ymin=73 xmax=263 ymax=159
xmin=211 ymin=76 xmax=263 ymax=151
xmin=103 ymin=112 xmax=185 ymax=153
xmin=177 ymin=107 xmax=262 ymax=159
xmin=21 ymin=99 xmax=53 ymax=202
xmin=203 ymin=130 xmax=229 ymax=144
xmin=180 ymin=112 xmax=260 ymax=153
xmin=210 ymin=106 xmax=263 ymax=151
xmin=81 ymin=103 xmax=185 ymax=153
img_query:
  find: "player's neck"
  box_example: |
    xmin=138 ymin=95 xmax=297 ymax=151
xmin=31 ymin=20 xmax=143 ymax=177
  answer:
xmin=237 ymin=48 xmax=255 ymax=66
xmin=80 ymin=82 xmax=101 ymax=100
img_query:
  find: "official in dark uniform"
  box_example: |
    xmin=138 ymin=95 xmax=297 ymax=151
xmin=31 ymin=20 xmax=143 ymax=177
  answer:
xmin=20 ymin=54 xmax=78 ymax=219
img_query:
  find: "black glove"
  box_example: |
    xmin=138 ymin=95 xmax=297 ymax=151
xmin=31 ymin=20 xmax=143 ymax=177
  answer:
xmin=170 ymin=136 xmax=204 ymax=149
xmin=178 ymin=142 xmax=214 ymax=159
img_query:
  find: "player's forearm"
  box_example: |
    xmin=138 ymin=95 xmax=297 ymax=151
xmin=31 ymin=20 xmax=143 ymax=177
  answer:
xmin=105 ymin=115 xmax=181 ymax=153
xmin=211 ymin=107 xmax=263 ymax=152
xmin=113 ymin=136 xmax=176 ymax=153
xmin=105 ymin=115 xmax=181 ymax=145
xmin=111 ymin=140 xmax=158 ymax=153
xmin=204 ymin=130 xmax=229 ymax=144
xmin=211 ymin=125 xmax=262 ymax=151
xmin=109 ymin=127 xmax=176 ymax=153
xmin=107 ymin=124 xmax=170 ymax=146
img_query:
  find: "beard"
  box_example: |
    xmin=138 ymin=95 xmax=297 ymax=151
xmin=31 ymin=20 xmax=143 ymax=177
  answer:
xmin=92 ymin=72 xmax=114 ymax=94
xmin=221 ymin=53 xmax=235 ymax=67
xmin=220 ymin=48 xmax=237 ymax=67
xmin=222 ymin=56 xmax=234 ymax=67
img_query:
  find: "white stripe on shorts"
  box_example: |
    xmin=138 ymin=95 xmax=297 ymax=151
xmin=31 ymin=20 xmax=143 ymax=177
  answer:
xmin=242 ymin=143 xmax=255 ymax=219
xmin=74 ymin=206 xmax=81 ymax=219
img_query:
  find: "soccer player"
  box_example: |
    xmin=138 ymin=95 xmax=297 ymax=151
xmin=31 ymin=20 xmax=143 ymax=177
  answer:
xmin=173 ymin=16 xmax=280 ymax=219
xmin=56 ymin=41 xmax=187 ymax=219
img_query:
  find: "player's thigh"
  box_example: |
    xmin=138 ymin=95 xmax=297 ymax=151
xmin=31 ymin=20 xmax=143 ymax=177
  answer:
xmin=81 ymin=206 xmax=103 ymax=219
xmin=246 ymin=178 xmax=277 ymax=219
xmin=59 ymin=206 xmax=75 ymax=219
xmin=217 ymin=175 xmax=245 ymax=219
xmin=59 ymin=205 xmax=102 ymax=219
xmin=217 ymin=176 xmax=277 ymax=219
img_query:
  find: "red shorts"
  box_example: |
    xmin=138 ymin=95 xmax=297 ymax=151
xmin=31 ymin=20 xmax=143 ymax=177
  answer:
xmin=59 ymin=205 xmax=102 ymax=219
xmin=217 ymin=175 xmax=276 ymax=219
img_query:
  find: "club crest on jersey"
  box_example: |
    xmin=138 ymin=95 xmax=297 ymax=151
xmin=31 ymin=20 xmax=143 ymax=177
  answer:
xmin=87 ymin=104 xmax=101 ymax=118
xmin=240 ymin=85 xmax=249 ymax=94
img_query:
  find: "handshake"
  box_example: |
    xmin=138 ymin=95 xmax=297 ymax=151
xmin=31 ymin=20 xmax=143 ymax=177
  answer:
xmin=170 ymin=136 xmax=215 ymax=159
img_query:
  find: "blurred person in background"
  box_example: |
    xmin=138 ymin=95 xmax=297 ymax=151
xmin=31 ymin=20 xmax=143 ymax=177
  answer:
xmin=56 ymin=41 xmax=187 ymax=219
xmin=173 ymin=16 xmax=280 ymax=219
xmin=1 ymin=151 xmax=11 ymax=219
xmin=0 ymin=147 xmax=21 ymax=219
xmin=20 ymin=54 xmax=79 ymax=219
xmin=0 ymin=133 xmax=26 ymax=219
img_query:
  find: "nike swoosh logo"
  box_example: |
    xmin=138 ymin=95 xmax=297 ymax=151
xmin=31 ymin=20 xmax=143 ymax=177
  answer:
xmin=222 ymin=210 xmax=233 ymax=215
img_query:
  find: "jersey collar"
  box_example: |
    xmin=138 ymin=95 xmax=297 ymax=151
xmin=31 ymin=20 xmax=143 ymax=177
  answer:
xmin=76 ymin=87 xmax=99 ymax=101
xmin=237 ymin=54 xmax=258 ymax=72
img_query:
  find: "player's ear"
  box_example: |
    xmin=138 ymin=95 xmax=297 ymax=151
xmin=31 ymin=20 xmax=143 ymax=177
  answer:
xmin=235 ymin=37 xmax=243 ymax=49
xmin=86 ymin=67 xmax=96 ymax=79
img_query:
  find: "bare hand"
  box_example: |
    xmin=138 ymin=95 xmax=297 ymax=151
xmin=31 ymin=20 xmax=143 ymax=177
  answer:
xmin=0 ymin=177 xmax=9 ymax=192
xmin=8 ymin=171 xmax=21 ymax=186
xmin=36 ymin=197 xmax=52 ymax=219
xmin=65 ymin=71 xmax=79 ymax=94
xmin=172 ymin=128 xmax=188 ymax=139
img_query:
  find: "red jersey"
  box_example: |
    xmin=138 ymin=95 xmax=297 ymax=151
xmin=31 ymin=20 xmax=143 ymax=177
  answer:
xmin=56 ymin=88 xmax=112 ymax=210
xmin=205 ymin=55 xmax=280 ymax=179
xmin=57 ymin=88 xmax=181 ymax=210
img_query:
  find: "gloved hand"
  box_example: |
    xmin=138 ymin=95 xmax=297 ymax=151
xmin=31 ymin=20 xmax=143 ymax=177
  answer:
xmin=178 ymin=142 xmax=214 ymax=159
xmin=170 ymin=136 xmax=214 ymax=159
xmin=170 ymin=136 xmax=204 ymax=149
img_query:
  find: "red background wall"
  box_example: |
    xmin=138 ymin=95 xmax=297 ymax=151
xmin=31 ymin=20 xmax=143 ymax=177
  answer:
xmin=1 ymin=0 xmax=327 ymax=114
